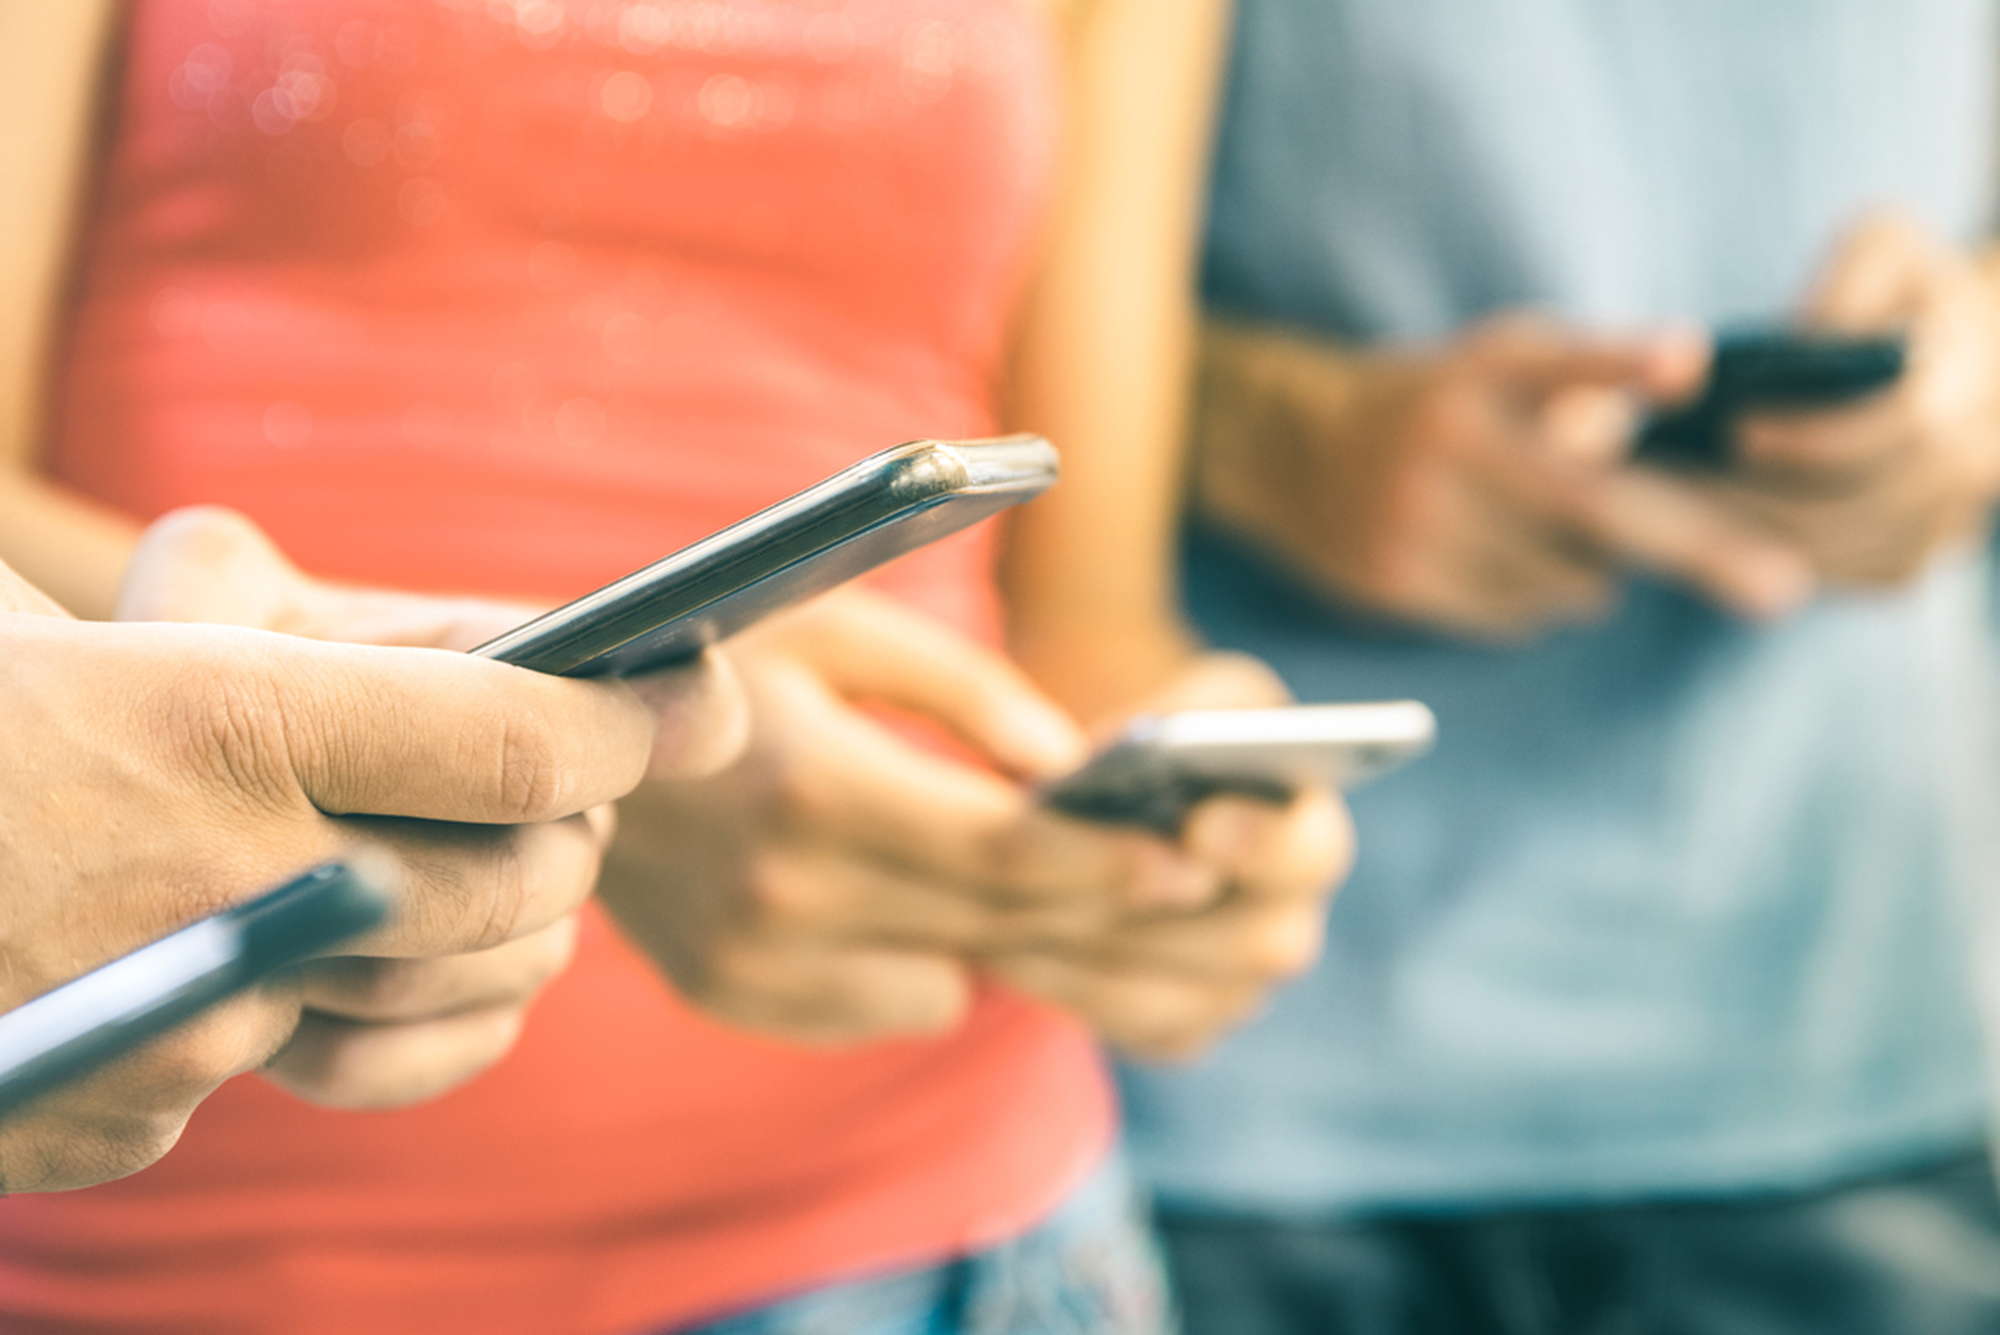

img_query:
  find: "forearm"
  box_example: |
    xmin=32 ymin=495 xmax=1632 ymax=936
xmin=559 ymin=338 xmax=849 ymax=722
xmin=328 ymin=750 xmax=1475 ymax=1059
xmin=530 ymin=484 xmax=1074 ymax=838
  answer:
xmin=1000 ymin=0 xmax=1230 ymax=721
xmin=1193 ymin=320 xmax=1363 ymax=533
xmin=0 ymin=475 xmax=141 ymax=619
xmin=0 ymin=0 xmax=129 ymax=617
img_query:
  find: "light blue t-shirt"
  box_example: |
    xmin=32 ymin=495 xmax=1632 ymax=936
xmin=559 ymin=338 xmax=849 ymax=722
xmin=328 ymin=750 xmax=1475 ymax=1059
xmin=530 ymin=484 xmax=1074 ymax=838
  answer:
xmin=1118 ymin=0 xmax=2000 ymax=1214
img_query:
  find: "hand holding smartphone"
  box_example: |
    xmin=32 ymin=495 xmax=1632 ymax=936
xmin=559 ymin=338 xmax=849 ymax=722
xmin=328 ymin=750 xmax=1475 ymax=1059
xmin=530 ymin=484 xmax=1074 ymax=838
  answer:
xmin=472 ymin=436 xmax=1058 ymax=676
xmin=1042 ymin=701 xmax=1437 ymax=833
xmin=0 ymin=862 xmax=388 ymax=1118
xmin=1637 ymin=330 xmax=1907 ymax=468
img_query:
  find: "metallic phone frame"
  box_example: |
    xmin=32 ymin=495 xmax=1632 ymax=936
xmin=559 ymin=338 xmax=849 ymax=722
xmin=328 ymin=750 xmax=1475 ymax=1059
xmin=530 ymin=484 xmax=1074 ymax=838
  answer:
xmin=1043 ymin=701 xmax=1438 ymax=832
xmin=472 ymin=436 xmax=1057 ymax=677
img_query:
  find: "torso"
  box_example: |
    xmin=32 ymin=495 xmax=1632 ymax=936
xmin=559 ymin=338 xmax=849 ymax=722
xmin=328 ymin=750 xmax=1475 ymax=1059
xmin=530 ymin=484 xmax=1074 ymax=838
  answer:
xmin=1123 ymin=0 xmax=2000 ymax=1216
xmin=3 ymin=4 xmax=1112 ymax=1332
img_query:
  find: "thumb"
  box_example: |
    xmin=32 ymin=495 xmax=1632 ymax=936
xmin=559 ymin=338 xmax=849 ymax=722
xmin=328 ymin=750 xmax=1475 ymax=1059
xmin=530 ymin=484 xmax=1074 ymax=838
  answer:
xmin=765 ymin=589 xmax=1088 ymax=779
xmin=1800 ymin=213 xmax=1940 ymax=331
xmin=0 ymin=558 xmax=72 ymax=618
xmin=116 ymin=505 xmax=306 ymax=626
xmin=1129 ymin=651 xmax=1293 ymax=715
xmin=627 ymin=648 xmax=753 ymax=780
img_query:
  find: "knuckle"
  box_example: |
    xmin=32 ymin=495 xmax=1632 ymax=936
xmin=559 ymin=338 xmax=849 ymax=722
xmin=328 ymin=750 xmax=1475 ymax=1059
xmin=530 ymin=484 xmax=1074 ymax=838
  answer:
xmin=143 ymin=1017 xmax=258 ymax=1098
xmin=151 ymin=652 xmax=300 ymax=816
xmin=862 ymin=960 xmax=971 ymax=1035
xmin=333 ymin=958 xmax=422 ymax=1015
xmin=491 ymin=710 xmax=576 ymax=823
xmin=25 ymin=1113 xmax=189 ymax=1191
xmin=705 ymin=939 xmax=778 ymax=1000
xmin=975 ymin=825 xmax=1040 ymax=900
xmin=1354 ymin=536 xmax=1422 ymax=602
xmin=744 ymin=855 xmax=817 ymax=927
xmin=768 ymin=758 xmax=838 ymax=830
xmin=456 ymin=835 xmax=534 ymax=952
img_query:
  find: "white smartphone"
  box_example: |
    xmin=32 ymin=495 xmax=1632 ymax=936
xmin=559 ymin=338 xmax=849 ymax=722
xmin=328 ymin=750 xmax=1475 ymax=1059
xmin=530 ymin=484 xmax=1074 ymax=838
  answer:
xmin=1041 ymin=701 xmax=1437 ymax=832
xmin=472 ymin=436 xmax=1057 ymax=677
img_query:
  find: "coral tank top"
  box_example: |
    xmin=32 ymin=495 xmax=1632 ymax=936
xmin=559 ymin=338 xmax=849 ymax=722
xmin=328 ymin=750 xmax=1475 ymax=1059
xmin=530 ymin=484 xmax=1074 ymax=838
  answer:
xmin=0 ymin=3 xmax=1112 ymax=1333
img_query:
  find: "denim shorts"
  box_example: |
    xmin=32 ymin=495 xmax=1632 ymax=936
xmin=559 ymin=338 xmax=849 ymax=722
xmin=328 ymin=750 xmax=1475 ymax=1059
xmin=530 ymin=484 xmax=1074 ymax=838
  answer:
xmin=668 ymin=1149 xmax=1174 ymax=1335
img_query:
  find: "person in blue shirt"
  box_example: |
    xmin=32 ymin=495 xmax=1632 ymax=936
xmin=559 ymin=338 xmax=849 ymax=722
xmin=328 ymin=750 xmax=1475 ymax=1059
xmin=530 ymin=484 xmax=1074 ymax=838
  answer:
xmin=1119 ymin=2 xmax=2000 ymax=1330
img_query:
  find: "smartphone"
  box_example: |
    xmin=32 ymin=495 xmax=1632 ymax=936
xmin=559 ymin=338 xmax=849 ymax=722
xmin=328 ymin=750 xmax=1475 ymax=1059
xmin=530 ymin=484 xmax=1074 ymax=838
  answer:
xmin=0 ymin=862 xmax=389 ymax=1118
xmin=1637 ymin=330 xmax=1906 ymax=467
xmin=471 ymin=436 xmax=1058 ymax=677
xmin=1042 ymin=701 xmax=1438 ymax=833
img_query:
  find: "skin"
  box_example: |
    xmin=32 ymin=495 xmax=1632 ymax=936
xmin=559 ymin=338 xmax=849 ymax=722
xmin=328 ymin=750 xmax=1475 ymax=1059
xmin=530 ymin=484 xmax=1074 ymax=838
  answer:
xmin=601 ymin=591 xmax=1349 ymax=1057
xmin=1193 ymin=316 xmax=1817 ymax=640
xmin=598 ymin=0 xmax=1351 ymax=1059
xmin=0 ymin=0 xmax=1353 ymax=1068
xmin=1711 ymin=213 xmax=2000 ymax=583
xmin=1193 ymin=211 xmax=2000 ymax=642
xmin=0 ymin=547 xmax=745 ymax=1193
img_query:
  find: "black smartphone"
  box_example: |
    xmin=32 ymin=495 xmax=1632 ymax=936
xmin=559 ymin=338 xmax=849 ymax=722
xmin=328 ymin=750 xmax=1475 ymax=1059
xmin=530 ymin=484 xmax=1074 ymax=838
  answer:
xmin=0 ymin=862 xmax=389 ymax=1117
xmin=470 ymin=436 xmax=1058 ymax=677
xmin=1636 ymin=331 xmax=1907 ymax=467
xmin=1042 ymin=701 xmax=1438 ymax=834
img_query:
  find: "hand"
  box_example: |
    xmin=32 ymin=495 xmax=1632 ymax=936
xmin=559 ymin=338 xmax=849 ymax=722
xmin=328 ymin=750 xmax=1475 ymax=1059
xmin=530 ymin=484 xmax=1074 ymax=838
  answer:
xmin=104 ymin=507 xmax=747 ymax=1113
xmin=1193 ymin=314 xmax=1815 ymax=638
xmin=598 ymin=589 xmax=1254 ymax=1045
xmin=0 ymin=564 xmax=662 ymax=1192
xmin=1713 ymin=214 xmax=2000 ymax=584
xmin=981 ymin=653 xmax=1354 ymax=1061
xmin=118 ymin=507 xmax=749 ymax=778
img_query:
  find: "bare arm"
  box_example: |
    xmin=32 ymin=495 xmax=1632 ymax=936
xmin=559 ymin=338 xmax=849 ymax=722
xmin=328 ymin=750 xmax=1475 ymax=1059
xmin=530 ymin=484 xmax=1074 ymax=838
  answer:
xmin=1000 ymin=0 xmax=1230 ymax=721
xmin=0 ymin=0 xmax=143 ymax=618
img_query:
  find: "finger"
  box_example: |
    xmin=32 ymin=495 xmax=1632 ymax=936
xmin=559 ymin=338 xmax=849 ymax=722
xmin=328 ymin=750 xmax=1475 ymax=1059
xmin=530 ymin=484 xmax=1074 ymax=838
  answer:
xmin=293 ymin=915 xmax=579 ymax=1020
xmin=1725 ymin=465 xmax=1980 ymax=587
xmin=0 ymin=992 xmax=298 ymax=1191
xmin=1336 ymin=391 xmax=1616 ymax=637
xmin=345 ymin=811 xmax=606 ymax=957
xmin=1538 ymin=384 xmax=1642 ymax=465
xmin=1800 ymin=213 xmax=1937 ymax=330
xmin=262 ymin=1003 xmax=528 ymax=1110
xmin=267 ymin=634 xmax=660 ymax=823
xmin=699 ymin=939 xmax=973 ymax=1043
xmin=1445 ymin=446 xmax=1622 ymax=633
xmin=1465 ymin=540 xmax=1617 ymax=635
xmin=984 ymin=952 xmax=1264 ymax=1061
xmin=1132 ymin=651 xmax=1292 ymax=714
xmin=290 ymin=590 xmax=543 ymax=652
xmin=1466 ymin=315 xmax=1710 ymax=403
xmin=1009 ymin=899 xmax=1329 ymax=984
xmin=1737 ymin=392 xmax=1919 ymax=478
xmin=627 ymin=650 xmax=752 ymax=780
xmin=745 ymin=847 xmax=1129 ymax=952
xmin=763 ymin=661 xmax=1222 ymax=911
xmin=764 ymin=591 xmax=1088 ymax=778
xmin=116 ymin=506 xmax=303 ymax=627
xmin=117 ymin=506 xmax=541 ymax=649
xmin=1184 ymin=791 xmax=1354 ymax=905
xmin=1571 ymin=468 xmax=1816 ymax=618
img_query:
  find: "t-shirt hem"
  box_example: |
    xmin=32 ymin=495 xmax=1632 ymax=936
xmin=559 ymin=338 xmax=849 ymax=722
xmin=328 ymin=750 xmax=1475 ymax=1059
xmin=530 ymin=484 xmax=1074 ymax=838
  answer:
xmin=1140 ymin=1101 xmax=1992 ymax=1219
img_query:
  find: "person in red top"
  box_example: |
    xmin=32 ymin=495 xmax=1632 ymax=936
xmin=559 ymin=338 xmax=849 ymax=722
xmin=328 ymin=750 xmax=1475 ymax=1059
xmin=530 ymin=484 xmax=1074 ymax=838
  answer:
xmin=0 ymin=1 xmax=1351 ymax=1332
